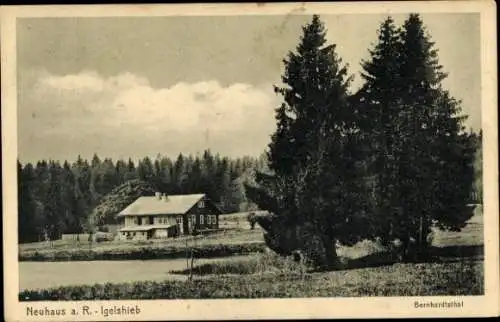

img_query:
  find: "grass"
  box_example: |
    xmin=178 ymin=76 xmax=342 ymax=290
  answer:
xmin=19 ymin=227 xmax=265 ymax=261
xmin=21 ymin=206 xmax=482 ymax=261
xmin=20 ymin=241 xmax=267 ymax=261
xmin=170 ymin=252 xmax=307 ymax=276
xmin=19 ymin=257 xmax=483 ymax=300
xmin=18 ymin=207 xmax=484 ymax=299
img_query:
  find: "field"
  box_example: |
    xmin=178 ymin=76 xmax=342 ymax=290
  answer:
xmin=19 ymin=207 xmax=484 ymax=299
xmin=19 ymin=207 xmax=483 ymax=259
xmin=19 ymin=213 xmax=264 ymax=261
xmin=20 ymin=259 xmax=482 ymax=300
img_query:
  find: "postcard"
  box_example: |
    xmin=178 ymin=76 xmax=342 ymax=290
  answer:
xmin=1 ymin=1 xmax=498 ymax=320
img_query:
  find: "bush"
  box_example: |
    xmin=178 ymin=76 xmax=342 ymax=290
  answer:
xmin=170 ymin=253 xmax=308 ymax=276
xmin=247 ymin=212 xmax=257 ymax=229
xmin=97 ymin=226 xmax=110 ymax=233
xmin=94 ymin=232 xmax=114 ymax=243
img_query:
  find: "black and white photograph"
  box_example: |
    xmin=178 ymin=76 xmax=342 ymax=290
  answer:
xmin=1 ymin=2 xmax=498 ymax=320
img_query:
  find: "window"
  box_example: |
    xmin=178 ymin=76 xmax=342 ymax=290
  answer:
xmin=191 ymin=215 xmax=196 ymax=225
xmin=212 ymin=215 xmax=217 ymax=225
xmin=198 ymin=200 xmax=205 ymax=208
xmin=207 ymin=215 xmax=211 ymax=225
xmin=200 ymin=215 xmax=204 ymax=225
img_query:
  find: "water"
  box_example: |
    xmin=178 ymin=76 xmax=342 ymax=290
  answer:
xmin=19 ymin=255 xmax=250 ymax=291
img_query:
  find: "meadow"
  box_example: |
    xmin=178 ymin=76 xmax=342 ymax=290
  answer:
xmin=19 ymin=207 xmax=484 ymax=299
xmin=20 ymin=260 xmax=482 ymax=300
xmin=19 ymin=213 xmax=264 ymax=261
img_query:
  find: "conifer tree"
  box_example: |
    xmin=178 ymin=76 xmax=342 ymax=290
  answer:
xmin=359 ymin=14 xmax=477 ymax=260
xmin=59 ymin=161 xmax=78 ymax=233
xmin=356 ymin=16 xmax=404 ymax=246
xmin=44 ymin=161 xmax=64 ymax=240
xmin=247 ymin=15 xmax=371 ymax=267
xmin=18 ymin=161 xmax=38 ymax=242
xmin=124 ymin=158 xmax=138 ymax=181
xmin=397 ymin=14 xmax=476 ymax=259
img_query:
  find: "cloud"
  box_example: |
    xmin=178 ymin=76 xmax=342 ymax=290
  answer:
xmin=18 ymin=70 xmax=279 ymax=161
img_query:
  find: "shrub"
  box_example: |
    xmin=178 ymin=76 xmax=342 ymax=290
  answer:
xmin=97 ymin=226 xmax=109 ymax=233
xmin=247 ymin=212 xmax=257 ymax=229
xmin=170 ymin=252 xmax=309 ymax=277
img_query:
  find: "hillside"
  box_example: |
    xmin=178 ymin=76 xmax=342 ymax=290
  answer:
xmin=89 ymin=179 xmax=156 ymax=227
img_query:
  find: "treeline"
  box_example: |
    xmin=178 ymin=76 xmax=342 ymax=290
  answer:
xmin=246 ymin=14 xmax=482 ymax=268
xmin=18 ymin=150 xmax=265 ymax=243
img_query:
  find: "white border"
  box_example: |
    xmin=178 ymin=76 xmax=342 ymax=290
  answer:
xmin=1 ymin=2 xmax=498 ymax=320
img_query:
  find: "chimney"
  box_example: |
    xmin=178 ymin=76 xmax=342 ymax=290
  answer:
xmin=162 ymin=193 xmax=168 ymax=202
xmin=155 ymin=192 xmax=161 ymax=200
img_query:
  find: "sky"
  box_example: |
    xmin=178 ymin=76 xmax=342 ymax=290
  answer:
xmin=16 ymin=13 xmax=481 ymax=163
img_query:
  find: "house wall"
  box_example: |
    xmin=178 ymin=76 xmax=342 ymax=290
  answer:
xmin=185 ymin=198 xmax=221 ymax=233
xmin=153 ymin=226 xmax=179 ymax=238
xmin=124 ymin=216 xmax=138 ymax=227
xmin=134 ymin=231 xmax=148 ymax=241
xmin=154 ymin=215 xmax=177 ymax=225
xmin=153 ymin=228 xmax=170 ymax=238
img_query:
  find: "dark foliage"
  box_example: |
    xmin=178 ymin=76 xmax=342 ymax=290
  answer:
xmin=356 ymin=14 xmax=479 ymax=260
xmin=246 ymin=15 xmax=374 ymax=268
xmin=246 ymin=14 xmax=480 ymax=266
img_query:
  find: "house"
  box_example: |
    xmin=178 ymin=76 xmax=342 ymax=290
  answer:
xmin=116 ymin=192 xmax=222 ymax=240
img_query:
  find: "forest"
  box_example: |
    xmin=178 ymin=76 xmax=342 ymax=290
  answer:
xmin=17 ymin=150 xmax=266 ymax=243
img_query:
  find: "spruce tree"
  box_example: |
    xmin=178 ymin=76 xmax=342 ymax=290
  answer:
xmin=44 ymin=161 xmax=64 ymax=240
xmin=399 ymin=14 xmax=476 ymax=259
xmin=356 ymin=16 xmax=405 ymax=246
xmin=123 ymin=158 xmax=138 ymax=181
xmin=137 ymin=156 xmax=155 ymax=183
xmin=18 ymin=161 xmax=39 ymax=242
xmin=246 ymin=15 xmax=371 ymax=267
xmin=116 ymin=159 xmax=129 ymax=186
xmin=359 ymin=14 xmax=477 ymax=260
xmin=59 ymin=161 xmax=78 ymax=234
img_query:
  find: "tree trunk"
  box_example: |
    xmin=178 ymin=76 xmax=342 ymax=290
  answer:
xmin=319 ymin=234 xmax=339 ymax=270
xmin=416 ymin=218 xmax=431 ymax=261
xmin=399 ymin=235 xmax=411 ymax=262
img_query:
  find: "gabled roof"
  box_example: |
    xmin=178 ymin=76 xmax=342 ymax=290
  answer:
xmin=118 ymin=194 xmax=205 ymax=217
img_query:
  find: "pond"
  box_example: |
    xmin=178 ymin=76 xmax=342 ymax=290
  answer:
xmin=19 ymin=255 xmax=251 ymax=291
